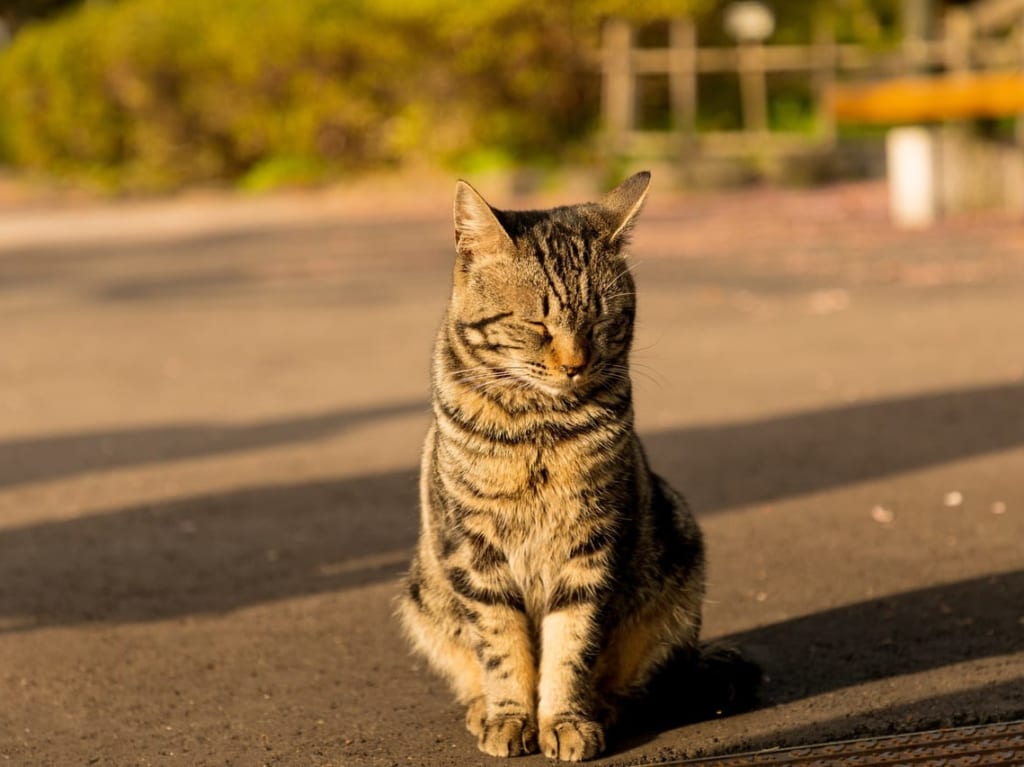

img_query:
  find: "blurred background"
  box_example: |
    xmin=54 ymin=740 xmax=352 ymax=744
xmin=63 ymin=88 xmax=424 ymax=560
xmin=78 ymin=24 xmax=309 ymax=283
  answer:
xmin=1 ymin=2 xmax=1023 ymax=766
xmin=0 ymin=0 xmax=1022 ymax=207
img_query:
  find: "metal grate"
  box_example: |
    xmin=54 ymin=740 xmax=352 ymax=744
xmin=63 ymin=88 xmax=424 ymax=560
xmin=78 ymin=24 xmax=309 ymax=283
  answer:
xmin=667 ymin=720 xmax=1024 ymax=766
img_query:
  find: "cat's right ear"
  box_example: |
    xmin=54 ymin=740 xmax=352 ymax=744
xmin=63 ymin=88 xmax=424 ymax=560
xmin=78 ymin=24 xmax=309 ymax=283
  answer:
xmin=453 ymin=180 xmax=514 ymax=270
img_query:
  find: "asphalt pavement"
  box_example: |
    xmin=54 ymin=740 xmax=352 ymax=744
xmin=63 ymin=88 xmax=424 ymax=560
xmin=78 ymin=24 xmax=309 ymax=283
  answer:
xmin=0 ymin=178 xmax=1022 ymax=766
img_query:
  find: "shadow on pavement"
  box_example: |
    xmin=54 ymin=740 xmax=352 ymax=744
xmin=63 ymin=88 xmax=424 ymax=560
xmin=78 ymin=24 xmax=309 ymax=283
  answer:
xmin=644 ymin=379 xmax=1024 ymax=513
xmin=0 ymin=400 xmax=427 ymax=490
xmin=1 ymin=379 xmax=1022 ymax=741
xmin=726 ymin=569 xmax=1024 ymax=706
xmin=0 ymin=470 xmax=419 ymax=631
xmin=736 ymin=677 xmax=1024 ymax=756
xmin=4 ymin=378 xmax=1021 ymax=499
xmin=603 ymin=570 xmax=1024 ymax=757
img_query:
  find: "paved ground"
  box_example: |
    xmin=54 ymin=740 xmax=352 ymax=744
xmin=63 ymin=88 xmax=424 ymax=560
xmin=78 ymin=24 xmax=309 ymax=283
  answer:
xmin=0 ymin=178 xmax=1022 ymax=767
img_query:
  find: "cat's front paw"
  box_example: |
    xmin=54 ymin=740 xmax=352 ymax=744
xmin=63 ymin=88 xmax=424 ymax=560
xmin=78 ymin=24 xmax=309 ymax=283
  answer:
xmin=465 ymin=696 xmax=487 ymax=737
xmin=477 ymin=714 xmax=538 ymax=758
xmin=539 ymin=717 xmax=605 ymax=761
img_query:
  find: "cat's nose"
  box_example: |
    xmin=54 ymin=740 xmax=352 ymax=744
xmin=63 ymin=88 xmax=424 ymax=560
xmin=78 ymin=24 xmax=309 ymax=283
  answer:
xmin=558 ymin=350 xmax=588 ymax=378
xmin=551 ymin=334 xmax=589 ymax=379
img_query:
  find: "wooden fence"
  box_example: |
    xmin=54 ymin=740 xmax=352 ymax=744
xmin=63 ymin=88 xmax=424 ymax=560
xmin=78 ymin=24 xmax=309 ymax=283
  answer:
xmin=599 ymin=7 xmax=1024 ymax=158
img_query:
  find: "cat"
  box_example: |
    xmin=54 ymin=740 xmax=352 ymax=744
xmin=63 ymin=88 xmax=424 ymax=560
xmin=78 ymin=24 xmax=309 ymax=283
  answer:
xmin=398 ymin=172 xmax=728 ymax=761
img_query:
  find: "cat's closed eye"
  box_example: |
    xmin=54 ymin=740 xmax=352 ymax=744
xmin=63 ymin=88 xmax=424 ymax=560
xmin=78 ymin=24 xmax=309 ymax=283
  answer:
xmin=524 ymin=321 xmax=552 ymax=341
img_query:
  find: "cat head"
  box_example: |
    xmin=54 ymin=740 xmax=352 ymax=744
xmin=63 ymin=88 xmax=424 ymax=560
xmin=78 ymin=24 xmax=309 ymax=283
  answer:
xmin=445 ymin=172 xmax=650 ymax=400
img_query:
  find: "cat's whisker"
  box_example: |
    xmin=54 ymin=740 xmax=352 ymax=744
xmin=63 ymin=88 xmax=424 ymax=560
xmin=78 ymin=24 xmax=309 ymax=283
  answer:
xmin=630 ymin=342 xmax=662 ymax=354
xmin=608 ymin=260 xmax=642 ymax=288
xmin=631 ymin=371 xmax=663 ymax=389
xmin=596 ymin=361 xmax=663 ymax=390
xmin=450 ymin=367 xmax=543 ymax=396
xmin=623 ymin=361 xmax=668 ymax=386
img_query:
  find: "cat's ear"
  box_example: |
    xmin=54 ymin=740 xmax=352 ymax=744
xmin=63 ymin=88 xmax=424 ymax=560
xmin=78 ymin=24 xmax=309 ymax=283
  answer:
xmin=599 ymin=171 xmax=651 ymax=247
xmin=453 ymin=180 xmax=514 ymax=268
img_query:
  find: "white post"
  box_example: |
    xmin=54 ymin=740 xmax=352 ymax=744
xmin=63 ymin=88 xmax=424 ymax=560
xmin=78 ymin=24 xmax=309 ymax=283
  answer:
xmin=886 ymin=127 xmax=938 ymax=228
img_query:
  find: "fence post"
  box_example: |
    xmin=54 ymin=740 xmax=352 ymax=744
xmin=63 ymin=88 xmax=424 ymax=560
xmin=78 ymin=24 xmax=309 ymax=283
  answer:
xmin=901 ymin=0 xmax=935 ymax=73
xmin=813 ymin=13 xmax=837 ymax=146
xmin=602 ymin=17 xmax=634 ymax=151
xmin=669 ymin=17 xmax=698 ymax=144
xmin=944 ymin=8 xmax=973 ymax=72
xmin=738 ymin=42 xmax=769 ymax=135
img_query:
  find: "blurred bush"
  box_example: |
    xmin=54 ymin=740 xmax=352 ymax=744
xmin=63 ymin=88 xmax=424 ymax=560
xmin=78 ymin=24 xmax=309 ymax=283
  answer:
xmin=0 ymin=0 xmax=709 ymax=191
xmin=0 ymin=0 xmax=424 ymax=190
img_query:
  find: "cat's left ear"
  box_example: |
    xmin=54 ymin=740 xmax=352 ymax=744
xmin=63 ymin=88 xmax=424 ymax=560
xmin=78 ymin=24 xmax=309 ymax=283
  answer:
xmin=599 ymin=171 xmax=651 ymax=247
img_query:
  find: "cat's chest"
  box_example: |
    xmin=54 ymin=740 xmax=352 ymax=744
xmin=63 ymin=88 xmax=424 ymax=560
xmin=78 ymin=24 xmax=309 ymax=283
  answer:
xmin=506 ymin=532 xmax=558 ymax=617
xmin=497 ymin=449 xmax=607 ymax=581
xmin=467 ymin=443 xmax=592 ymax=512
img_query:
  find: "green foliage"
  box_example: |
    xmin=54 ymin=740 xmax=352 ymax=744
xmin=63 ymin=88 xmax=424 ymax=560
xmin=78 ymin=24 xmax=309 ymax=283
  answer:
xmin=588 ymin=0 xmax=712 ymax=24
xmin=239 ymin=154 xmax=329 ymax=193
xmin=0 ymin=0 xmax=419 ymax=189
xmin=0 ymin=0 xmax=714 ymax=191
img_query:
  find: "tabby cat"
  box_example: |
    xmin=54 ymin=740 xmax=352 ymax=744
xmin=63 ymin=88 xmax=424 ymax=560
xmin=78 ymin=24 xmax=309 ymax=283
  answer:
xmin=398 ymin=172 xmax=707 ymax=761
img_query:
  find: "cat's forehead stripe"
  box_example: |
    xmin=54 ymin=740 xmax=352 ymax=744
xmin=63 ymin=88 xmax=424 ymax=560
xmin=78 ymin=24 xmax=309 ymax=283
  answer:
xmin=535 ymin=225 xmax=602 ymax=321
xmin=532 ymin=238 xmax=570 ymax=308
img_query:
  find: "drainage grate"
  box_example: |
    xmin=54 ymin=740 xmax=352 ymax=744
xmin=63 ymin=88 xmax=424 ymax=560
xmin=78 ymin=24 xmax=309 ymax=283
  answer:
xmin=668 ymin=720 xmax=1024 ymax=766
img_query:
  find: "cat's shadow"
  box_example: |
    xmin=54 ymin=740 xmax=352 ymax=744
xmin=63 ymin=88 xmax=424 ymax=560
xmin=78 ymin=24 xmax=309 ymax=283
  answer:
xmin=602 ymin=643 xmax=765 ymax=755
xmin=602 ymin=378 xmax=1024 ymax=755
xmin=599 ymin=567 xmax=1024 ymax=758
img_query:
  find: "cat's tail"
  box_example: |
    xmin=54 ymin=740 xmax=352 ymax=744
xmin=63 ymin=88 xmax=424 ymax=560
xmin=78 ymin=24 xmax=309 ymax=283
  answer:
xmin=619 ymin=642 xmax=763 ymax=730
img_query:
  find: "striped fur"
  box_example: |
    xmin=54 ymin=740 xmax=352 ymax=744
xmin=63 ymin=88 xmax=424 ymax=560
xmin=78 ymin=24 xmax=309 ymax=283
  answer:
xmin=398 ymin=173 xmax=705 ymax=761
